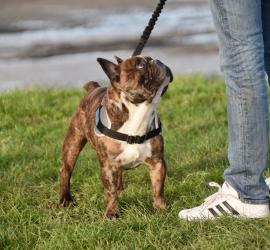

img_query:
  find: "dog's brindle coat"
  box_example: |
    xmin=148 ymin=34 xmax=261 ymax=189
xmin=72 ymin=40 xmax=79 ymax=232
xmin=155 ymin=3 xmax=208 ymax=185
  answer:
xmin=59 ymin=55 xmax=173 ymax=218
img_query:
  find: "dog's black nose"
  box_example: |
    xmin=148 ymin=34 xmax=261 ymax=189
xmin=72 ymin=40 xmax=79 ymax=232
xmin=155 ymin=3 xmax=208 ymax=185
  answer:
xmin=166 ymin=66 xmax=173 ymax=83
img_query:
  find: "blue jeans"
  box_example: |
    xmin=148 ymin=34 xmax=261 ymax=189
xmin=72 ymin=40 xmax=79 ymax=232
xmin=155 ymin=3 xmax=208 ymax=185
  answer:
xmin=209 ymin=0 xmax=270 ymax=204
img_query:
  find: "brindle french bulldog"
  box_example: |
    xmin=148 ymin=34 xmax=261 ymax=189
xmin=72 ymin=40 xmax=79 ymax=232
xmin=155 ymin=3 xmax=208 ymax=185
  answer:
xmin=59 ymin=55 xmax=173 ymax=218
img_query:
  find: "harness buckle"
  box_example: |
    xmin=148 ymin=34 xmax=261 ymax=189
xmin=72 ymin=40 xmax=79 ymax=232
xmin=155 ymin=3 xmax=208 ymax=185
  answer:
xmin=127 ymin=135 xmax=143 ymax=144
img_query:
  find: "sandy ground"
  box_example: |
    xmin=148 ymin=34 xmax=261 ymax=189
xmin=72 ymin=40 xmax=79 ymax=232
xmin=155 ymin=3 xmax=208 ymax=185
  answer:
xmin=1 ymin=0 xmax=207 ymax=8
xmin=0 ymin=0 xmax=208 ymax=27
xmin=0 ymin=0 xmax=219 ymax=92
xmin=0 ymin=47 xmax=220 ymax=91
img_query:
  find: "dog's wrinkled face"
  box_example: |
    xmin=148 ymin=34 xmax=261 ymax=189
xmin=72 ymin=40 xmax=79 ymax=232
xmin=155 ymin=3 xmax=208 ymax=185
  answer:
xmin=97 ymin=56 xmax=173 ymax=104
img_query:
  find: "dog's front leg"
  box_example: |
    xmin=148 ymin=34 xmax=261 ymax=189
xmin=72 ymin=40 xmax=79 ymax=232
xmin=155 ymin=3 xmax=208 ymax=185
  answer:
xmin=116 ymin=169 xmax=124 ymax=192
xmin=100 ymin=161 xmax=120 ymax=218
xmin=148 ymin=160 xmax=167 ymax=209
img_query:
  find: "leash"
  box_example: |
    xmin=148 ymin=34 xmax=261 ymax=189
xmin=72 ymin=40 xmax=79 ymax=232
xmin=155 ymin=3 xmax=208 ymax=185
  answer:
xmin=132 ymin=0 xmax=167 ymax=56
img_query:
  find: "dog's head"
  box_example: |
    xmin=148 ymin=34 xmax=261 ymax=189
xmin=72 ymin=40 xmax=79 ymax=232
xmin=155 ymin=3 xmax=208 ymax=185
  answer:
xmin=97 ymin=55 xmax=173 ymax=104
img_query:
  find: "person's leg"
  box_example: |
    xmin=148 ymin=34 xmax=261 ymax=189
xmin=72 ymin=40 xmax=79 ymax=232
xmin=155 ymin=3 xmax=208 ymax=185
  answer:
xmin=179 ymin=0 xmax=270 ymax=220
xmin=209 ymin=0 xmax=269 ymax=204
xmin=263 ymin=0 xmax=270 ymax=83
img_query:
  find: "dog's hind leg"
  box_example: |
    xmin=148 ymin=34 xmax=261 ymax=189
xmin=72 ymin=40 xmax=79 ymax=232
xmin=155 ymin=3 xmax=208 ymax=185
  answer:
xmin=116 ymin=169 xmax=124 ymax=192
xmin=59 ymin=120 xmax=87 ymax=207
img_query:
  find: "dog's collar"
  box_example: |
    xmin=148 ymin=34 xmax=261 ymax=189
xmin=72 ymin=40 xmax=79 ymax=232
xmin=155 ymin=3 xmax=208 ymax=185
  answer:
xmin=95 ymin=105 xmax=162 ymax=144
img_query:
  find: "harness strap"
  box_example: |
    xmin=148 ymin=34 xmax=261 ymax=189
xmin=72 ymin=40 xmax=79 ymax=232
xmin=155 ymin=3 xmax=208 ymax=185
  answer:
xmin=96 ymin=106 xmax=162 ymax=144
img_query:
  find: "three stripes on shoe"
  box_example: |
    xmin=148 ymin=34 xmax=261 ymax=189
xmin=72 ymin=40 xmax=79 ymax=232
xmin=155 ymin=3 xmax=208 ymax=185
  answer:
xmin=208 ymin=201 xmax=240 ymax=217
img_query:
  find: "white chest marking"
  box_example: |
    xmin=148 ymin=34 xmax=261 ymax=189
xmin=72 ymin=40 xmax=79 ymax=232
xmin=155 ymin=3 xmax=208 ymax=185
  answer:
xmin=118 ymin=93 xmax=156 ymax=136
xmin=115 ymin=140 xmax=152 ymax=168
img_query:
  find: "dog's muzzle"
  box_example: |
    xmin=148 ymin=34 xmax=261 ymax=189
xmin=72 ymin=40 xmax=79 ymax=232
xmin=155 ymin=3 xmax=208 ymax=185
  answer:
xmin=154 ymin=59 xmax=173 ymax=83
xmin=166 ymin=66 xmax=173 ymax=83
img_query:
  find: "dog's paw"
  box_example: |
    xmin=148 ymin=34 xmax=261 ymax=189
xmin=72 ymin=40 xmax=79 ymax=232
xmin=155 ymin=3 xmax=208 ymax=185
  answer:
xmin=59 ymin=194 xmax=76 ymax=207
xmin=105 ymin=208 xmax=120 ymax=219
xmin=153 ymin=199 xmax=166 ymax=210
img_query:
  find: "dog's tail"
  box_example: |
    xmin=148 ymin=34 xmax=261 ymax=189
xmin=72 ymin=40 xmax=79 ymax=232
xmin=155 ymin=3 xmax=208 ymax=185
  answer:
xmin=83 ymin=81 xmax=101 ymax=92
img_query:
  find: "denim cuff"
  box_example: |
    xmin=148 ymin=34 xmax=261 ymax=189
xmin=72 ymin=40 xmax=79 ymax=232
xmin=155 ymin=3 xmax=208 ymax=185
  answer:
xmin=239 ymin=197 xmax=269 ymax=205
xmin=225 ymin=178 xmax=269 ymax=205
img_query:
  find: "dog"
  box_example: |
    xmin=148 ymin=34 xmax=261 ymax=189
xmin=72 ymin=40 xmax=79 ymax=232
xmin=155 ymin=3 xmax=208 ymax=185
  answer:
xmin=59 ymin=55 xmax=173 ymax=218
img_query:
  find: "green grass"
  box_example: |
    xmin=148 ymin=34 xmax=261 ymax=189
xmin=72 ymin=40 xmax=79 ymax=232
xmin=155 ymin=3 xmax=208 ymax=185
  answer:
xmin=1 ymin=75 xmax=270 ymax=249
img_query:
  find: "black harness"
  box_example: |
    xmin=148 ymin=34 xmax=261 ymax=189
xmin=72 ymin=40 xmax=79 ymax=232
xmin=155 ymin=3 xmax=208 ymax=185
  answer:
xmin=95 ymin=105 xmax=162 ymax=144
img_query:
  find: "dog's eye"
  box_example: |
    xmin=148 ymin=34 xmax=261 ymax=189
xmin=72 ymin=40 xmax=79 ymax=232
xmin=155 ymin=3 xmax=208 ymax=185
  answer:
xmin=136 ymin=61 xmax=146 ymax=70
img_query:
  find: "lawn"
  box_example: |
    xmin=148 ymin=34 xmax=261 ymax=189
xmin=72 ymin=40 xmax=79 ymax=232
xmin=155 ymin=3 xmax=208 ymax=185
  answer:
xmin=1 ymin=75 xmax=270 ymax=249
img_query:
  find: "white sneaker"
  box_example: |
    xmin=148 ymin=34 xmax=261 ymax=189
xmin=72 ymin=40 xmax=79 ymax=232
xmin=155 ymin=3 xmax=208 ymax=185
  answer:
xmin=178 ymin=181 xmax=270 ymax=221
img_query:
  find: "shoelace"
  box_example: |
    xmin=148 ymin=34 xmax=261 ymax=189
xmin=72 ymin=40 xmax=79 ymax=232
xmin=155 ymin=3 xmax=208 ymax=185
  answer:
xmin=203 ymin=182 xmax=223 ymax=208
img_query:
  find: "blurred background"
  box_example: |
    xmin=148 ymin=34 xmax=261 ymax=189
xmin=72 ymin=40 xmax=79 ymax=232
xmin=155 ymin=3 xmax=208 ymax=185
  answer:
xmin=0 ymin=0 xmax=220 ymax=91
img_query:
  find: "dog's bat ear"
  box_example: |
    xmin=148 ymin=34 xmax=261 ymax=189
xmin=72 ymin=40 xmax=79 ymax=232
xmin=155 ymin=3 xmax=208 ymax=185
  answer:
xmin=97 ymin=58 xmax=120 ymax=83
xmin=114 ymin=56 xmax=123 ymax=64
